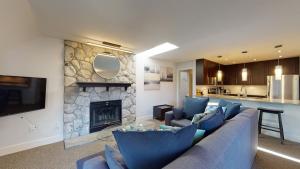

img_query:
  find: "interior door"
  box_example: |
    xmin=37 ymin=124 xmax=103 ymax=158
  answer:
xmin=178 ymin=70 xmax=193 ymax=107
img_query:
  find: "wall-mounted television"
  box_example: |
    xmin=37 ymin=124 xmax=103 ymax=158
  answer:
xmin=0 ymin=75 xmax=46 ymax=117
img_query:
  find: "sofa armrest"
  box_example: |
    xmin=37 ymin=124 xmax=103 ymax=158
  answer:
xmin=165 ymin=111 xmax=175 ymax=126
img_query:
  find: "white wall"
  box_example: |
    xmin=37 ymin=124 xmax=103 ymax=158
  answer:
xmin=136 ymin=57 xmax=176 ymax=120
xmin=0 ymin=0 xmax=64 ymax=156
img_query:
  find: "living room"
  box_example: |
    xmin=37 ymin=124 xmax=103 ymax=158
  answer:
xmin=1 ymin=0 xmax=300 ymax=169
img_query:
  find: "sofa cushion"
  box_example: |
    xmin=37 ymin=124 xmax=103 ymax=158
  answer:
xmin=113 ymin=125 xmax=197 ymax=169
xmin=170 ymin=119 xmax=191 ymax=127
xmin=77 ymin=153 xmax=109 ymax=169
xmin=104 ymin=145 xmax=127 ymax=169
xmin=183 ymin=97 xmax=209 ymax=120
xmin=218 ymin=99 xmax=241 ymax=120
xmin=197 ymin=107 xmax=225 ymax=135
xmin=173 ymin=107 xmax=184 ymax=119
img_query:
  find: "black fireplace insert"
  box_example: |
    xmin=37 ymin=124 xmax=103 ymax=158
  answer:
xmin=90 ymin=100 xmax=122 ymax=133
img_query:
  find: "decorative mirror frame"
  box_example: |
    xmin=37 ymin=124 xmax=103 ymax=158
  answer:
xmin=92 ymin=53 xmax=121 ymax=79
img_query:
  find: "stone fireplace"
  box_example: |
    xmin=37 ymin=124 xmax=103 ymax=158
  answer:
xmin=89 ymin=100 xmax=122 ymax=133
xmin=63 ymin=40 xmax=136 ymax=140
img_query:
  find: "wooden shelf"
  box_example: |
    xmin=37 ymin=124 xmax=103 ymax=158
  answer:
xmin=77 ymin=82 xmax=131 ymax=92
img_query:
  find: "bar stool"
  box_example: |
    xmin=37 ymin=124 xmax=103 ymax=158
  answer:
xmin=257 ymin=107 xmax=284 ymax=144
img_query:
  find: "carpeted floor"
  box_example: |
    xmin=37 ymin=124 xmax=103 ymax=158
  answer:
xmin=1 ymin=133 xmax=300 ymax=169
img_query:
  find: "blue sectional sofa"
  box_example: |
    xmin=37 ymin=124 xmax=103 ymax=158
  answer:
xmin=77 ymin=108 xmax=258 ymax=169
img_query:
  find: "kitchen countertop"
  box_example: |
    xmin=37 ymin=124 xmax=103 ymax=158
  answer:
xmin=195 ymin=94 xmax=300 ymax=105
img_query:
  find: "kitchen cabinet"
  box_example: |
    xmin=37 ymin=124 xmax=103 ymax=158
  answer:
xmin=248 ymin=62 xmax=267 ymax=85
xmin=280 ymin=57 xmax=299 ymax=75
xmin=196 ymin=59 xmax=219 ymax=85
xmin=196 ymin=57 xmax=299 ymax=86
xmin=223 ymin=65 xmax=237 ymax=85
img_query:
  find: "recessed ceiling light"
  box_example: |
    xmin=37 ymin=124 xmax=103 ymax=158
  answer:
xmin=254 ymin=59 xmax=257 ymax=61
xmin=278 ymin=50 xmax=282 ymax=53
xmin=279 ymin=55 xmax=283 ymax=58
xmin=136 ymin=42 xmax=178 ymax=58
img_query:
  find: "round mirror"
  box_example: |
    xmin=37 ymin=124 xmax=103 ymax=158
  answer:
xmin=93 ymin=53 xmax=120 ymax=79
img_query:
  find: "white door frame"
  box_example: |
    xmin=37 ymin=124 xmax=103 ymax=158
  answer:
xmin=176 ymin=66 xmax=196 ymax=107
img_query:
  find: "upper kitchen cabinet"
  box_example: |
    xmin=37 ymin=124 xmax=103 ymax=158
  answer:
xmin=223 ymin=65 xmax=237 ymax=85
xmin=266 ymin=57 xmax=299 ymax=76
xmin=196 ymin=57 xmax=299 ymax=86
xmin=196 ymin=59 xmax=219 ymax=85
xmin=248 ymin=61 xmax=267 ymax=85
xmin=281 ymin=57 xmax=299 ymax=75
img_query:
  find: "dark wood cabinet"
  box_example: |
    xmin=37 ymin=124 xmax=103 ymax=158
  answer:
xmin=196 ymin=59 xmax=205 ymax=85
xmin=196 ymin=57 xmax=299 ymax=86
xmin=196 ymin=59 xmax=219 ymax=85
xmin=223 ymin=65 xmax=237 ymax=85
xmin=248 ymin=62 xmax=267 ymax=85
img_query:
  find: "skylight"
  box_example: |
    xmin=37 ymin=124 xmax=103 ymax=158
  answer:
xmin=136 ymin=42 xmax=178 ymax=58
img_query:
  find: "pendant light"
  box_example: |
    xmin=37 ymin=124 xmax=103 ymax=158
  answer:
xmin=241 ymin=51 xmax=248 ymax=81
xmin=274 ymin=45 xmax=283 ymax=80
xmin=242 ymin=64 xmax=248 ymax=81
xmin=217 ymin=64 xmax=223 ymax=82
xmin=217 ymin=56 xmax=223 ymax=82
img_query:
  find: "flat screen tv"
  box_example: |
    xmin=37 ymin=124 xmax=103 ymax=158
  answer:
xmin=0 ymin=75 xmax=46 ymax=117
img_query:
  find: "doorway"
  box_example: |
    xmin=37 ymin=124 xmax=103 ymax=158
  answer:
xmin=178 ymin=69 xmax=193 ymax=107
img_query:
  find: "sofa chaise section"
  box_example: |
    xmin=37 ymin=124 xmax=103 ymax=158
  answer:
xmin=163 ymin=108 xmax=258 ymax=169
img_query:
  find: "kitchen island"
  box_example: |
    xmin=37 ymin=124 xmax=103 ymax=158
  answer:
xmin=196 ymin=94 xmax=300 ymax=143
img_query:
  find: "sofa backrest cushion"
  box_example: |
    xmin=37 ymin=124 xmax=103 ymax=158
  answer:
xmin=183 ymin=97 xmax=209 ymax=120
xmin=197 ymin=107 xmax=225 ymax=135
xmin=218 ymin=99 xmax=241 ymax=120
xmin=113 ymin=125 xmax=197 ymax=169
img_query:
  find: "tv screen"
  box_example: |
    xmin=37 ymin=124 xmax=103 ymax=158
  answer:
xmin=0 ymin=75 xmax=46 ymax=117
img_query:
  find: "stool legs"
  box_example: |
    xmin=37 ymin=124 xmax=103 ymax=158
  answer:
xmin=258 ymin=111 xmax=263 ymax=134
xmin=278 ymin=113 xmax=285 ymax=144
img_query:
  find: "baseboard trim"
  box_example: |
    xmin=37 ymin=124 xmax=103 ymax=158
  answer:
xmin=0 ymin=135 xmax=63 ymax=157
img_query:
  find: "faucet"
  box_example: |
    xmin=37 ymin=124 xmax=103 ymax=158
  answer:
xmin=239 ymin=85 xmax=247 ymax=98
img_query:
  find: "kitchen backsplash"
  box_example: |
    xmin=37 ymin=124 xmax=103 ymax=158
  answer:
xmin=197 ymin=85 xmax=267 ymax=96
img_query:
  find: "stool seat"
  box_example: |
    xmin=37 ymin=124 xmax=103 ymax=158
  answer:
xmin=258 ymin=107 xmax=284 ymax=144
xmin=257 ymin=107 xmax=283 ymax=114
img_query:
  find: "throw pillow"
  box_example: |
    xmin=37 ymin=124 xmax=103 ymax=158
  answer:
xmin=104 ymin=145 xmax=127 ymax=169
xmin=205 ymin=105 xmax=227 ymax=113
xmin=159 ymin=125 xmax=205 ymax=145
xmin=113 ymin=125 xmax=197 ymax=169
xmin=218 ymin=99 xmax=241 ymax=120
xmin=197 ymin=107 xmax=225 ymax=135
xmin=191 ymin=113 xmax=208 ymax=124
xmin=183 ymin=97 xmax=209 ymax=120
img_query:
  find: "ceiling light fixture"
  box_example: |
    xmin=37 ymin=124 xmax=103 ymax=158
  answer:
xmin=135 ymin=42 xmax=178 ymax=58
xmin=86 ymin=42 xmax=134 ymax=54
xmin=217 ymin=56 xmax=223 ymax=82
xmin=241 ymin=51 xmax=248 ymax=81
xmin=274 ymin=45 xmax=283 ymax=80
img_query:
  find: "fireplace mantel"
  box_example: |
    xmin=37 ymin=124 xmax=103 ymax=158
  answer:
xmin=77 ymin=82 xmax=132 ymax=92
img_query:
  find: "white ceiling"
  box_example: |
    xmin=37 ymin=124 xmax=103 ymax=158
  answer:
xmin=29 ymin=0 xmax=300 ymax=64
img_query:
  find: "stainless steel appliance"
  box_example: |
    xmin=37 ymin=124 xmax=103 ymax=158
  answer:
xmin=267 ymin=75 xmax=299 ymax=100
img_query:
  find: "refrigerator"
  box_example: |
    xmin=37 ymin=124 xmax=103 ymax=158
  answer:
xmin=267 ymin=75 xmax=299 ymax=100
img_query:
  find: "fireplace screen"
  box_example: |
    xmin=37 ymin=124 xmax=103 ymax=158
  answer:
xmin=90 ymin=100 xmax=122 ymax=133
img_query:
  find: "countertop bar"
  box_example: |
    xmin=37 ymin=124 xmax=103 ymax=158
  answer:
xmin=195 ymin=94 xmax=300 ymax=105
